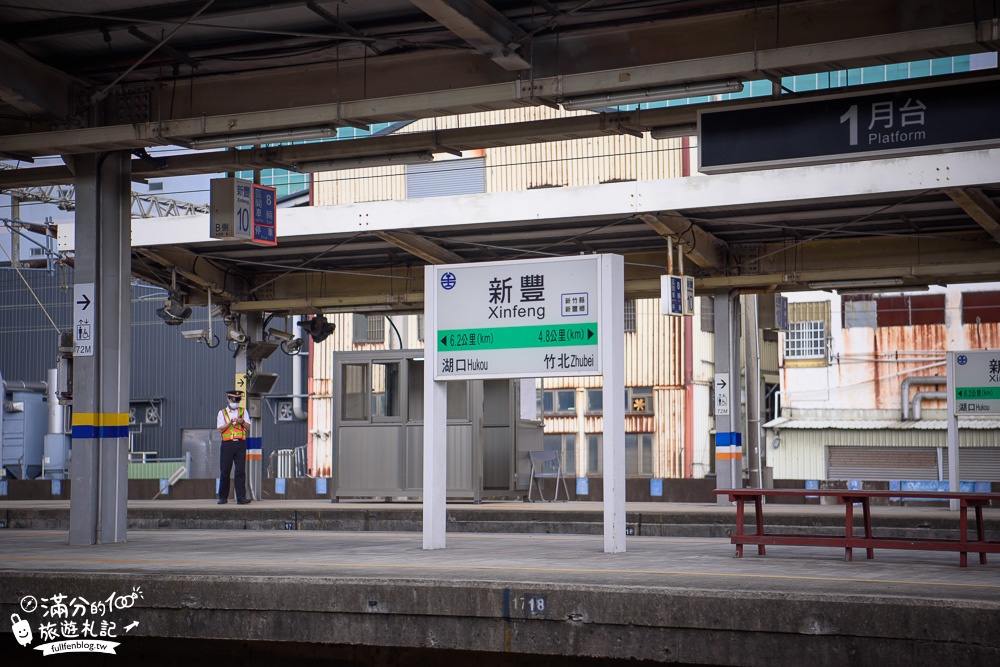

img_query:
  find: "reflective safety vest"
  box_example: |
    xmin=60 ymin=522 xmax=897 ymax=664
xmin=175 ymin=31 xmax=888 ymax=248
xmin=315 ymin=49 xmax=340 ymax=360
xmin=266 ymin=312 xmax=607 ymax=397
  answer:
xmin=221 ymin=408 xmax=248 ymax=441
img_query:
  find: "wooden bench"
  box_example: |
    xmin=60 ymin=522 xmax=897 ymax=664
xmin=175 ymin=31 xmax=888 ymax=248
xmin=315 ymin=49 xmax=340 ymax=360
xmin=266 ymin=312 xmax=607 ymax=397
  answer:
xmin=714 ymin=488 xmax=1000 ymax=567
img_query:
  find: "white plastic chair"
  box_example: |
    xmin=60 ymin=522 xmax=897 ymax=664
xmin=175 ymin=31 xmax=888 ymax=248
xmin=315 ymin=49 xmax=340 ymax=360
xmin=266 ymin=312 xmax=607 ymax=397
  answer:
xmin=527 ymin=450 xmax=570 ymax=502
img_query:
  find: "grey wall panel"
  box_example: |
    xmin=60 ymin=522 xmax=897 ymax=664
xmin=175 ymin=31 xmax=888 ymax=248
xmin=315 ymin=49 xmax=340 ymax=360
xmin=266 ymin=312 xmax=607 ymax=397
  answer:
xmin=337 ymin=425 xmax=402 ymax=492
xmin=1 ymin=269 xmax=307 ymax=465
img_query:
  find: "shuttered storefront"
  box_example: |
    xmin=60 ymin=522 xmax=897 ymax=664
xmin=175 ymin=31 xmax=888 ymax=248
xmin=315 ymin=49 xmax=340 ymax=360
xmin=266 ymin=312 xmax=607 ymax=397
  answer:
xmin=942 ymin=449 xmax=1000 ymax=482
xmin=827 ymin=447 xmax=938 ymax=480
xmin=828 ymin=447 xmax=1000 ymax=481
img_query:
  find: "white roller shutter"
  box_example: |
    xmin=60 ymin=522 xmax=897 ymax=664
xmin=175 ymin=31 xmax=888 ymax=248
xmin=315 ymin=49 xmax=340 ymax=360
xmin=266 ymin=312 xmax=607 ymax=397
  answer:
xmin=826 ymin=447 xmax=937 ymax=481
xmin=406 ymin=158 xmax=485 ymax=199
xmin=941 ymin=449 xmax=1000 ymax=482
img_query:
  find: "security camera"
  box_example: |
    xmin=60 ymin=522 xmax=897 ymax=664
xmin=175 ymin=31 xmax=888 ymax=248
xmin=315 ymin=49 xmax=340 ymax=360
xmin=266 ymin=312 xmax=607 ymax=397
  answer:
xmin=267 ymin=327 xmax=294 ymax=341
xmin=228 ymin=330 xmax=249 ymax=344
xmin=181 ymin=329 xmax=209 ymax=340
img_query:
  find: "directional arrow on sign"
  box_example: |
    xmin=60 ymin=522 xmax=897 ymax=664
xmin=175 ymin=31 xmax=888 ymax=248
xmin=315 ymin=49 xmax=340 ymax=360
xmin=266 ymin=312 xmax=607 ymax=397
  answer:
xmin=441 ymin=335 xmax=448 ymax=347
xmin=76 ymin=294 xmax=91 ymax=310
xmin=588 ymin=328 xmax=594 ymax=339
xmin=717 ymin=378 xmax=727 ymax=389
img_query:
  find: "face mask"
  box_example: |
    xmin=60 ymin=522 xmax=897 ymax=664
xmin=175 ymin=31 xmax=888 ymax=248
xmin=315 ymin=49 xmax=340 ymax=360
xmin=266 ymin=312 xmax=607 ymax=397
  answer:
xmin=228 ymin=401 xmax=239 ymax=409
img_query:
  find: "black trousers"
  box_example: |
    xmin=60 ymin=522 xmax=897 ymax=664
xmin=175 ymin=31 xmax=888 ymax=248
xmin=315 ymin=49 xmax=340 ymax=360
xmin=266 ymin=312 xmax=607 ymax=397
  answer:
xmin=219 ymin=439 xmax=247 ymax=501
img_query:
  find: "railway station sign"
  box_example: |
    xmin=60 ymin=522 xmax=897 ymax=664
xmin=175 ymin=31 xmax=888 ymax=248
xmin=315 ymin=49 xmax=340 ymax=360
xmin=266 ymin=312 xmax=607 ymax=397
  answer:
xmin=210 ymin=178 xmax=278 ymax=245
xmin=699 ymin=77 xmax=1000 ymax=173
xmin=430 ymin=255 xmax=606 ymax=380
xmin=952 ymin=350 xmax=1000 ymax=415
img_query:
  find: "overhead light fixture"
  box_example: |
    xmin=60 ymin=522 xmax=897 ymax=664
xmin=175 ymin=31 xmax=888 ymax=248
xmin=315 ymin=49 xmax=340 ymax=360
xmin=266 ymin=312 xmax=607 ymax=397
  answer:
xmin=807 ymin=278 xmax=906 ymax=291
xmin=832 ymin=285 xmax=930 ymax=295
xmin=185 ymin=125 xmax=337 ymax=150
xmin=293 ymin=151 xmax=434 ymax=173
xmin=650 ymin=123 xmax=698 ymax=140
xmin=561 ymin=79 xmax=744 ymax=111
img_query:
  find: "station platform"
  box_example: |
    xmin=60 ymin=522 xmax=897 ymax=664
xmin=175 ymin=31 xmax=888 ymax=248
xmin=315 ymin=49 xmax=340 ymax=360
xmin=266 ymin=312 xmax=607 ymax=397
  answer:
xmin=2 ymin=500 xmax=998 ymax=666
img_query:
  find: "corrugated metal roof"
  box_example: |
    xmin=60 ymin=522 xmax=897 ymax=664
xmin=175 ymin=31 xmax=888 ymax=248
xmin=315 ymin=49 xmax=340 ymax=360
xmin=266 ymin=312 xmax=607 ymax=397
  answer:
xmin=763 ymin=417 xmax=1000 ymax=430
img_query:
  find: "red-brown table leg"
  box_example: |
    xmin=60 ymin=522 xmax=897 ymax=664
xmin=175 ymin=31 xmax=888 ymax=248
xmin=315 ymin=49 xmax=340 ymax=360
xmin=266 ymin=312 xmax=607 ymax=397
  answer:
xmin=734 ymin=495 xmax=745 ymax=558
xmin=959 ymin=502 xmax=968 ymax=568
xmin=975 ymin=503 xmax=987 ymax=565
xmin=844 ymin=499 xmax=854 ymax=562
xmin=754 ymin=496 xmax=766 ymax=556
xmin=862 ymin=498 xmax=874 ymax=560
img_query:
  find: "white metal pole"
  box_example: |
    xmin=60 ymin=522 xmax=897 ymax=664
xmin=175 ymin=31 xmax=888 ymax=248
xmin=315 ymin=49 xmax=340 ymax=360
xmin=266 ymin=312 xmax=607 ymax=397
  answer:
xmin=601 ymin=254 xmax=626 ymax=553
xmin=946 ymin=352 xmax=959 ymax=512
xmin=423 ymin=265 xmax=448 ymax=548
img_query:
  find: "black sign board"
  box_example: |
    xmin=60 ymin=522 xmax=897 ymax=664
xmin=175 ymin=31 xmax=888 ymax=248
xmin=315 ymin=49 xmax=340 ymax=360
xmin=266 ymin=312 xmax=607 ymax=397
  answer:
xmin=699 ymin=78 xmax=1000 ymax=173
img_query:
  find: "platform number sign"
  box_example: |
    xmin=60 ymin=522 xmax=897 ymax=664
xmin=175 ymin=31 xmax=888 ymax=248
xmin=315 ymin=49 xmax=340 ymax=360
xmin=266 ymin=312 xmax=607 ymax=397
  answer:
xmin=251 ymin=184 xmax=278 ymax=246
xmin=210 ymin=177 xmax=253 ymax=242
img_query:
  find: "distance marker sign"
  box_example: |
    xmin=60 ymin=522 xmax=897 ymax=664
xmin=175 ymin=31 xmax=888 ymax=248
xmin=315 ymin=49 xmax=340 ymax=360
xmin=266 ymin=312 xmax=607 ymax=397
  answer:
xmin=432 ymin=256 xmax=604 ymax=380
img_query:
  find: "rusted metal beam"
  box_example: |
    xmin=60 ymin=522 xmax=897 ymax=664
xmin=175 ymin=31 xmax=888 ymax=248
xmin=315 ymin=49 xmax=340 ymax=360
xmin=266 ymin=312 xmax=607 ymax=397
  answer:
xmin=375 ymin=230 xmax=464 ymax=265
xmin=639 ymin=212 xmax=728 ymax=272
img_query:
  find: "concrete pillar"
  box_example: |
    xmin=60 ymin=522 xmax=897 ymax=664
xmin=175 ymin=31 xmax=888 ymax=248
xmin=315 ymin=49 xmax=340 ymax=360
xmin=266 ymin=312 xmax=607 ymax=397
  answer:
xmin=69 ymin=151 xmax=132 ymax=545
xmin=714 ymin=290 xmax=742 ymax=505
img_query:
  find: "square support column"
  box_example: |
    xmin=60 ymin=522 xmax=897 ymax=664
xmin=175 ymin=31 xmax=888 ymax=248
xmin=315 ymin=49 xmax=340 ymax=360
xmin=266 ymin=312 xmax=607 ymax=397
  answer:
xmin=714 ymin=290 xmax=742 ymax=504
xmin=69 ymin=151 xmax=132 ymax=545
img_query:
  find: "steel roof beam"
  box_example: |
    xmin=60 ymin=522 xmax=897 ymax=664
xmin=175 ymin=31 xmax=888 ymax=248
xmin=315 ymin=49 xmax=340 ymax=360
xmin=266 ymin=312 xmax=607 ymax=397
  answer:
xmin=0 ymin=14 xmax=989 ymax=156
xmin=0 ymin=39 xmax=78 ymax=120
xmin=945 ymin=187 xmax=1000 ymax=244
xmin=408 ymin=0 xmax=530 ymax=70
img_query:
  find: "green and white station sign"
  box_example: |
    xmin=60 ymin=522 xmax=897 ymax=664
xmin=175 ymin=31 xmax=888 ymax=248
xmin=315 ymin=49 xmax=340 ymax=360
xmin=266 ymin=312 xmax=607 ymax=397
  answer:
xmin=953 ymin=350 xmax=1000 ymax=415
xmin=432 ymin=255 xmax=604 ymax=380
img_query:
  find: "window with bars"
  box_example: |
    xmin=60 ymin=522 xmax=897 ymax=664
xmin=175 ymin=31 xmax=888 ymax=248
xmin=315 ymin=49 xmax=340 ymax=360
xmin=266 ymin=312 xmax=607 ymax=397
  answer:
xmin=784 ymin=320 xmax=827 ymax=359
xmin=624 ymin=299 xmax=636 ymax=333
xmin=352 ymin=313 xmax=385 ymax=344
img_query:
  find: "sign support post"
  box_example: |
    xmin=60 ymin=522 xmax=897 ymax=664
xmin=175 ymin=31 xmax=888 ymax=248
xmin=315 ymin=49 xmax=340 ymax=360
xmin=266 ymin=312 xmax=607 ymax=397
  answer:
xmin=947 ymin=349 xmax=1000 ymax=511
xmin=600 ymin=254 xmax=626 ymax=553
xmin=946 ymin=353 xmax=958 ymax=511
xmin=423 ymin=267 xmax=447 ymax=549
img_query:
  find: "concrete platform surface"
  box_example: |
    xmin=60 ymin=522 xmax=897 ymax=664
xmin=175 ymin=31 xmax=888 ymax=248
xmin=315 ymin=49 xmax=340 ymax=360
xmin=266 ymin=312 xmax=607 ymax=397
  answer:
xmin=2 ymin=509 xmax=999 ymax=666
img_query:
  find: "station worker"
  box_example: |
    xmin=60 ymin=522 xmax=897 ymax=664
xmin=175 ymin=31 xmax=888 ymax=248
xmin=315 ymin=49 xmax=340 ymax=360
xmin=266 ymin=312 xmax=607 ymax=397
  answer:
xmin=217 ymin=389 xmax=252 ymax=505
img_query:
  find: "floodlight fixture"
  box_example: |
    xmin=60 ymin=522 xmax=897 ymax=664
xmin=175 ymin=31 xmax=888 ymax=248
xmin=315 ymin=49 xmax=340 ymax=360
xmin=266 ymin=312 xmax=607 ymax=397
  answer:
xmin=561 ymin=79 xmax=744 ymax=111
xmin=293 ymin=151 xmax=434 ymax=173
xmin=186 ymin=125 xmax=337 ymax=150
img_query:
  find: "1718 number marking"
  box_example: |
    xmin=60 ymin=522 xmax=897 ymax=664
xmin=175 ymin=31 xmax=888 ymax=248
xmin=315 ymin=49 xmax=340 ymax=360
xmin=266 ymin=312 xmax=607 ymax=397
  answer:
xmin=511 ymin=594 xmax=547 ymax=617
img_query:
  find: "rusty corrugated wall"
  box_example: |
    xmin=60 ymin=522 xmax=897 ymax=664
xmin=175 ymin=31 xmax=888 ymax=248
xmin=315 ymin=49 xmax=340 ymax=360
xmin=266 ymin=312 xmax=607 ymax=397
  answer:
xmin=653 ymin=387 xmax=686 ymax=478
